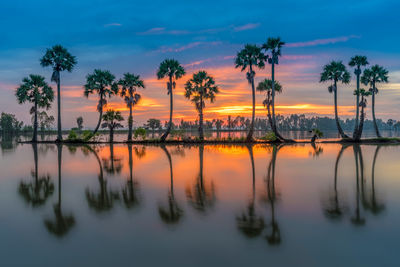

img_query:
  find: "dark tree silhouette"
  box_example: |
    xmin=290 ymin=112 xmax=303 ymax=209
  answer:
xmin=121 ymin=144 xmax=141 ymax=209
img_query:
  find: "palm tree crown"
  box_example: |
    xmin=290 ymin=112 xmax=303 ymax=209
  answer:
xmin=84 ymin=69 xmax=118 ymax=111
xmin=361 ymin=65 xmax=389 ymax=92
xmin=349 ymin=55 xmax=369 ymax=72
xmin=157 ymin=59 xmax=185 ymax=84
xmin=40 ymin=45 xmax=76 ymax=81
xmin=262 ymin=37 xmax=285 ymax=64
xmin=320 ymin=61 xmax=351 ymax=88
xmin=101 ymin=110 xmax=124 ymax=130
xmin=119 ymin=73 xmax=144 ymax=106
xmin=16 ymin=75 xmax=54 ymax=108
xmin=256 ymin=79 xmax=283 ymax=93
xmin=235 ymin=44 xmax=266 ymax=74
xmin=184 ymin=71 xmax=219 ymax=111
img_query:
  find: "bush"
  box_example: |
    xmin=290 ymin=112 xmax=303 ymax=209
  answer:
xmin=81 ymin=130 xmax=95 ymax=141
xmin=67 ymin=129 xmax=78 ymax=140
xmin=134 ymin=127 xmax=147 ymax=140
xmin=261 ymin=131 xmax=277 ymax=141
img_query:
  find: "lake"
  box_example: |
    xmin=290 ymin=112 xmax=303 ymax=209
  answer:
xmin=0 ymin=142 xmax=399 ymax=266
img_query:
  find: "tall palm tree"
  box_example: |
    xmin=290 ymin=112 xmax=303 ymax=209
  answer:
xmin=40 ymin=45 xmax=77 ymax=142
xmin=118 ymin=73 xmax=145 ymax=141
xmin=354 ymin=89 xmax=372 ymax=141
xmin=256 ymin=79 xmax=282 ymax=132
xmin=157 ymin=59 xmax=185 ymax=141
xmin=122 ymin=144 xmax=141 ymax=209
xmin=101 ymin=109 xmax=124 ymax=143
xmin=236 ymin=145 xmax=265 ymax=237
xmin=84 ymin=69 xmax=118 ymax=135
xmin=184 ymin=71 xmax=219 ymax=140
xmin=18 ymin=143 xmax=54 ymax=207
xmin=361 ymin=65 xmax=389 ymax=138
xmin=235 ymin=44 xmax=266 ymax=141
xmin=320 ymin=61 xmax=351 ymax=139
xmin=349 ymin=56 xmax=369 ymax=139
xmin=262 ymin=37 xmax=285 ymax=140
xmin=16 ymin=75 xmax=54 ymax=142
xmin=158 ymin=145 xmax=183 ymax=224
xmin=44 ymin=144 xmax=75 ymax=237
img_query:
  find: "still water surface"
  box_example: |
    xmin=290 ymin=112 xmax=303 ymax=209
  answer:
xmin=0 ymin=142 xmax=399 ymax=266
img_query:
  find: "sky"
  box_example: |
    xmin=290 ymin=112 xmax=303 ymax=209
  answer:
xmin=1 ymin=0 xmax=400 ymax=129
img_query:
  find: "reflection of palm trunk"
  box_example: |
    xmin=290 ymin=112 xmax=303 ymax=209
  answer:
xmin=246 ymin=145 xmax=256 ymax=206
xmin=352 ymin=145 xmax=365 ymax=225
xmin=334 ymin=146 xmax=346 ymax=211
xmin=57 ymin=144 xmax=62 ymax=207
xmin=371 ymin=146 xmax=382 ymax=213
xmin=110 ymin=144 xmax=114 ymax=172
xmin=33 ymin=143 xmax=39 ymax=187
xmin=161 ymin=145 xmax=174 ymax=198
xmin=199 ymin=145 xmax=204 ymax=193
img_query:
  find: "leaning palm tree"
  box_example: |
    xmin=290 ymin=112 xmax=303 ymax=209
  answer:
xmin=320 ymin=61 xmax=351 ymax=139
xmin=101 ymin=109 xmax=124 ymax=143
xmin=262 ymin=37 xmax=285 ymax=140
xmin=40 ymin=45 xmax=77 ymax=142
xmin=84 ymin=69 xmax=118 ymax=135
xmin=44 ymin=144 xmax=75 ymax=237
xmin=157 ymin=59 xmax=185 ymax=141
xmin=349 ymin=56 xmax=369 ymax=139
xmin=184 ymin=71 xmax=219 ymax=140
xmin=16 ymin=75 xmax=54 ymax=142
xmin=256 ymin=79 xmax=282 ymax=131
xmin=361 ymin=65 xmax=389 ymax=138
xmin=118 ymin=73 xmax=145 ymax=141
xmin=235 ymin=44 xmax=266 ymax=141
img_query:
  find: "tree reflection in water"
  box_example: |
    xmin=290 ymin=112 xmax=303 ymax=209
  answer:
xmin=18 ymin=143 xmax=54 ymax=207
xmin=364 ymin=146 xmax=385 ymax=215
xmin=236 ymin=144 xmax=265 ymax=238
xmin=102 ymin=143 xmax=123 ymax=175
xmin=323 ymin=145 xmax=348 ymax=220
xmin=85 ymin=145 xmax=120 ymax=213
xmin=158 ymin=145 xmax=183 ymax=224
xmin=186 ymin=144 xmax=216 ymax=213
xmin=351 ymin=145 xmax=366 ymax=226
xmin=121 ymin=144 xmax=141 ymax=209
xmin=44 ymin=144 xmax=75 ymax=237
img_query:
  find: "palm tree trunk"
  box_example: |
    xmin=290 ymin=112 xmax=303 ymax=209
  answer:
xmin=33 ymin=101 xmax=38 ymax=142
xmin=56 ymin=76 xmax=62 ymax=142
xmin=161 ymin=77 xmax=173 ymax=141
xmin=355 ymin=96 xmax=365 ymax=141
xmin=371 ymin=85 xmax=381 ymax=138
xmin=128 ymin=104 xmax=133 ymax=141
xmin=352 ymin=69 xmax=360 ymax=139
xmin=247 ymin=66 xmax=255 ymax=141
xmin=110 ymin=127 xmax=114 ymax=143
xmin=199 ymin=95 xmax=204 ymax=141
xmin=93 ymin=95 xmax=104 ymax=135
xmin=333 ymin=81 xmax=348 ymax=139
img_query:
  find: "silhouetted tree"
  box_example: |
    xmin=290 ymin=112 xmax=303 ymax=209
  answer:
xmin=101 ymin=109 xmax=124 ymax=143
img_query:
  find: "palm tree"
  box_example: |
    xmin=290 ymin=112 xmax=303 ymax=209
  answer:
xmin=262 ymin=37 xmax=285 ymax=140
xmin=44 ymin=144 xmax=75 ymax=237
xmin=101 ymin=109 xmax=124 ymax=143
xmin=184 ymin=71 xmax=219 ymax=140
xmin=18 ymin=143 xmax=54 ymax=207
xmin=320 ymin=61 xmax=351 ymax=139
xmin=15 ymin=75 xmax=54 ymax=142
xmin=361 ymin=65 xmax=389 ymax=138
xmin=76 ymin=116 xmax=83 ymax=131
xmin=235 ymin=44 xmax=266 ymax=141
xmin=236 ymin=145 xmax=265 ymax=237
xmin=118 ymin=73 xmax=145 ymax=141
xmin=122 ymin=144 xmax=141 ymax=209
xmin=40 ymin=45 xmax=77 ymax=142
xmin=158 ymin=145 xmax=183 ymax=224
xmin=157 ymin=59 xmax=185 ymax=141
xmin=256 ymin=79 xmax=282 ymax=132
xmin=349 ymin=56 xmax=369 ymax=139
xmin=84 ymin=69 xmax=118 ymax=135
xmin=354 ymin=89 xmax=372 ymax=141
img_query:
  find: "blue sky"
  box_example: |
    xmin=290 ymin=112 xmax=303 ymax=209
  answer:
xmin=1 ymin=0 xmax=400 ymax=128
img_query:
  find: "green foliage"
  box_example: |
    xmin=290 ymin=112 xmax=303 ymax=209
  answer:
xmin=361 ymin=65 xmax=389 ymax=93
xmin=184 ymin=71 xmax=219 ymax=112
xmin=261 ymin=131 xmax=277 ymax=141
xmin=256 ymin=79 xmax=283 ymax=93
xmin=320 ymin=61 xmax=351 ymax=90
xmin=16 ymin=74 xmax=54 ymax=109
xmin=146 ymin=118 xmax=161 ymax=130
xmin=134 ymin=127 xmax=147 ymax=139
xmin=262 ymin=37 xmax=285 ymax=64
xmin=82 ymin=130 xmax=95 ymax=141
xmin=157 ymin=59 xmax=186 ymax=81
xmin=0 ymin=112 xmax=23 ymax=133
xmin=84 ymin=69 xmax=118 ymax=112
xmin=76 ymin=116 xmax=83 ymax=130
xmin=40 ymin=45 xmax=77 ymax=73
xmin=235 ymin=44 xmax=266 ymax=72
xmin=32 ymin=111 xmax=54 ymax=131
xmin=101 ymin=110 xmax=124 ymax=130
xmin=67 ymin=129 xmax=78 ymax=140
xmin=312 ymin=128 xmax=324 ymax=138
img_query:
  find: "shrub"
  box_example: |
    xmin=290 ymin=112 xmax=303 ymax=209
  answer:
xmin=261 ymin=131 xmax=277 ymax=141
xmin=134 ymin=127 xmax=147 ymax=140
xmin=67 ymin=129 xmax=78 ymax=140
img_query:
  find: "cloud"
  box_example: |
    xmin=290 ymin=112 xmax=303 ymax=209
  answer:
xmin=156 ymin=41 xmax=222 ymax=53
xmin=282 ymin=55 xmax=314 ymax=60
xmin=233 ymin=23 xmax=261 ymax=32
xmin=286 ymin=35 xmax=361 ymax=48
xmin=104 ymin=23 xmax=122 ymax=27
xmin=137 ymin=27 xmax=189 ymax=35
